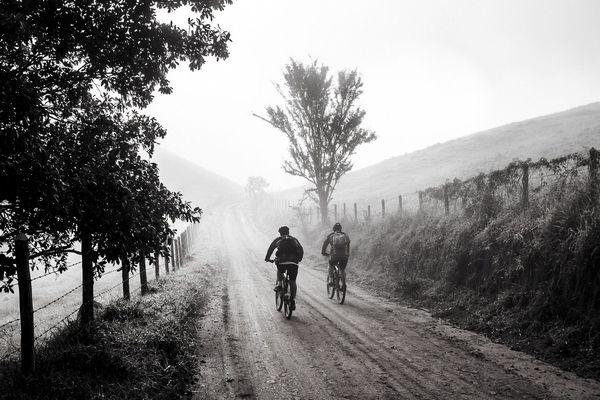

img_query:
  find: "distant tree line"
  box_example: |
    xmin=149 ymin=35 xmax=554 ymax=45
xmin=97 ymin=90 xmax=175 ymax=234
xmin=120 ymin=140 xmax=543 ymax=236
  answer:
xmin=0 ymin=1 xmax=232 ymax=322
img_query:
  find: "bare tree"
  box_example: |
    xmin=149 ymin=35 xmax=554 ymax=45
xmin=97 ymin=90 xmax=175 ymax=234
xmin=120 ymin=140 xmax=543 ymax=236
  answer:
xmin=256 ymin=59 xmax=376 ymax=224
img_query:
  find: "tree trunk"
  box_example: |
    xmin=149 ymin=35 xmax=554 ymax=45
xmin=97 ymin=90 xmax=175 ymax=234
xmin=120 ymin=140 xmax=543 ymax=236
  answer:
xmin=318 ymin=193 xmax=329 ymax=226
xmin=81 ymin=229 xmax=94 ymax=324
xmin=140 ymin=250 xmax=148 ymax=295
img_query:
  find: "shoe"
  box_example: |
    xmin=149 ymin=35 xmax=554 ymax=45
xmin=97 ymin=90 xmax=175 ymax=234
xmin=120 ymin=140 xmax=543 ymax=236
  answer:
xmin=274 ymin=285 xmax=281 ymax=292
xmin=290 ymin=299 xmax=296 ymax=310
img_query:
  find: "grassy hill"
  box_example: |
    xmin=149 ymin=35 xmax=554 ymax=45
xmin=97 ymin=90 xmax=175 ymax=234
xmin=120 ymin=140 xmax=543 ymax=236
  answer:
xmin=153 ymin=148 xmax=244 ymax=210
xmin=279 ymin=102 xmax=600 ymax=206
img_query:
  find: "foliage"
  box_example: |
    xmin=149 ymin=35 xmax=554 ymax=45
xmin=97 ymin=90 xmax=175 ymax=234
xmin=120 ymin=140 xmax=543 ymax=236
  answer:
xmin=0 ymin=0 xmax=230 ymax=290
xmin=262 ymin=59 xmax=376 ymax=224
xmin=347 ymin=151 xmax=600 ymax=378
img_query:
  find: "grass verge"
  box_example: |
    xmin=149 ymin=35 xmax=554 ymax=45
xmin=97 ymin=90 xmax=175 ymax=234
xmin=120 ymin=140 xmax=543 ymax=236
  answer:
xmin=0 ymin=268 xmax=208 ymax=400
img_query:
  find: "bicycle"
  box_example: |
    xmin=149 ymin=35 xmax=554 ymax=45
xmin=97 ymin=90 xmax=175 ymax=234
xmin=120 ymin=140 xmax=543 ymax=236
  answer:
xmin=268 ymin=260 xmax=293 ymax=319
xmin=326 ymin=257 xmax=346 ymax=304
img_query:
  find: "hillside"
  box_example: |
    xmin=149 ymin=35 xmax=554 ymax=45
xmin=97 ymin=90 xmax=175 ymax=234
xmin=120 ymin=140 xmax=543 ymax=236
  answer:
xmin=153 ymin=148 xmax=244 ymax=210
xmin=279 ymin=102 xmax=600 ymax=206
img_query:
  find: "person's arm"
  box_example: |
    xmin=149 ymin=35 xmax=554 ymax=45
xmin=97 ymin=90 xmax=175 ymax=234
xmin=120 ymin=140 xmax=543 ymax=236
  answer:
xmin=296 ymin=239 xmax=304 ymax=262
xmin=321 ymin=235 xmax=330 ymax=255
xmin=265 ymin=238 xmax=278 ymax=261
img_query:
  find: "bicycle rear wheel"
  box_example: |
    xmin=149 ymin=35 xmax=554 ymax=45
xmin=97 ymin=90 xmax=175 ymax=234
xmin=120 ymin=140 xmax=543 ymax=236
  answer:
xmin=336 ymin=275 xmax=346 ymax=304
xmin=276 ymin=290 xmax=284 ymax=311
xmin=284 ymin=298 xmax=293 ymax=319
xmin=327 ymin=274 xmax=335 ymax=299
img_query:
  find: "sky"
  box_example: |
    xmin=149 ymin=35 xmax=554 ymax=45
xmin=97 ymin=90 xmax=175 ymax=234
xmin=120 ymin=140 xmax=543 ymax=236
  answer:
xmin=146 ymin=0 xmax=600 ymax=191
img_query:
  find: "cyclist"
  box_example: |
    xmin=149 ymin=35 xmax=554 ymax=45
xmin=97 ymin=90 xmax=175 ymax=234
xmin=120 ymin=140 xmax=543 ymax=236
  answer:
xmin=321 ymin=222 xmax=350 ymax=291
xmin=264 ymin=226 xmax=303 ymax=310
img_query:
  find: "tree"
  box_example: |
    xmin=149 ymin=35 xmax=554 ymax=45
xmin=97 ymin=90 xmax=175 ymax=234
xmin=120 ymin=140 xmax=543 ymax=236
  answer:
xmin=0 ymin=0 xmax=230 ymax=293
xmin=245 ymin=176 xmax=269 ymax=198
xmin=259 ymin=59 xmax=376 ymax=224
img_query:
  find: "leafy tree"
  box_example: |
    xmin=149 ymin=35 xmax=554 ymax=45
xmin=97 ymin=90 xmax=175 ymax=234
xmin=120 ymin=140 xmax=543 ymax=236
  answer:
xmin=245 ymin=176 xmax=270 ymax=198
xmin=259 ymin=59 xmax=376 ymax=224
xmin=0 ymin=0 xmax=231 ymax=294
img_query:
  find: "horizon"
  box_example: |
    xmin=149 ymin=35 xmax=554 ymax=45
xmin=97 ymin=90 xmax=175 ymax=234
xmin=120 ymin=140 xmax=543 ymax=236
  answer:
xmin=157 ymin=99 xmax=600 ymax=191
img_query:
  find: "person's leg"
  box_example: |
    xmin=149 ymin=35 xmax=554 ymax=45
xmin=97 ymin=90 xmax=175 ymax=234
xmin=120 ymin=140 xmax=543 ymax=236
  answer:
xmin=328 ymin=259 xmax=335 ymax=286
xmin=338 ymin=258 xmax=348 ymax=290
xmin=287 ymin=265 xmax=299 ymax=308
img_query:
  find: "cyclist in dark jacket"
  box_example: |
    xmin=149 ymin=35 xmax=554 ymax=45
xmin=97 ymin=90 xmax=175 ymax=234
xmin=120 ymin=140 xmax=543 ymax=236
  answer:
xmin=265 ymin=226 xmax=303 ymax=310
xmin=322 ymin=222 xmax=350 ymax=290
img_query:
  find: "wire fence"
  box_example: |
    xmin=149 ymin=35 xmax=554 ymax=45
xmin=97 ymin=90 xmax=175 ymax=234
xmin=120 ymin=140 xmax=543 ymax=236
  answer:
xmin=0 ymin=222 xmax=200 ymax=366
xmin=272 ymin=148 xmax=599 ymax=225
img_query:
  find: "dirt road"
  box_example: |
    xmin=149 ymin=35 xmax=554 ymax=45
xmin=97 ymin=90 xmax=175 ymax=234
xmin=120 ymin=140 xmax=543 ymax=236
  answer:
xmin=191 ymin=204 xmax=600 ymax=400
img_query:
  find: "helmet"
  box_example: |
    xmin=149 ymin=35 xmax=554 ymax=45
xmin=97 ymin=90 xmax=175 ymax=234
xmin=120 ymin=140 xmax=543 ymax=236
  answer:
xmin=278 ymin=226 xmax=290 ymax=235
xmin=333 ymin=222 xmax=342 ymax=232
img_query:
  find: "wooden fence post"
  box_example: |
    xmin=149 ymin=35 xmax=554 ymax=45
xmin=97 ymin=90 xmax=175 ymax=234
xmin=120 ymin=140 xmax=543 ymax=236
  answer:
xmin=398 ymin=195 xmax=403 ymax=215
xmin=444 ymin=184 xmax=450 ymax=216
xmin=334 ymin=204 xmax=338 ymax=222
xmin=367 ymin=205 xmax=371 ymax=221
xmin=121 ymin=255 xmax=130 ymax=300
xmin=16 ymin=233 xmax=34 ymax=374
xmin=381 ymin=199 xmax=385 ymax=218
xmin=170 ymin=240 xmax=176 ymax=272
xmin=354 ymin=203 xmax=358 ymax=222
xmin=590 ymin=147 xmax=599 ymax=204
xmin=418 ymin=191 xmax=424 ymax=213
xmin=178 ymin=237 xmax=184 ymax=267
xmin=154 ymin=251 xmax=160 ymax=280
xmin=140 ymin=250 xmax=148 ymax=295
xmin=343 ymin=203 xmax=346 ymax=219
xmin=522 ymin=163 xmax=529 ymax=209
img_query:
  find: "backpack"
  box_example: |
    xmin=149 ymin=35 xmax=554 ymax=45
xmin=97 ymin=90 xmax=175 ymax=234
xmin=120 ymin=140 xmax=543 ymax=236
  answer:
xmin=276 ymin=235 xmax=299 ymax=261
xmin=330 ymin=232 xmax=349 ymax=255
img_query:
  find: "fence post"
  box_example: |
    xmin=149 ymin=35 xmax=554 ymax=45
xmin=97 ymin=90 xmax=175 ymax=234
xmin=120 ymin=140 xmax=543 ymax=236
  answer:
xmin=16 ymin=233 xmax=34 ymax=374
xmin=165 ymin=240 xmax=170 ymax=275
xmin=170 ymin=240 xmax=176 ymax=272
xmin=381 ymin=199 xmax=385 ymax=218
xmin=316 ymin=206 xmax=320 ymax=225
xmin=154 ymin=251 xmax=160 ymax=280
xmin=354 ymin=203 xmax=358 ymax=222
xmin=81 ymin=230 xmax=94 ymax=324
xmin=444 ymin=184 xmax=450 ymax=216
xmin=334 ymin=204 xmax=338 ymax=222
xmin=178 ymin=237 xmax=184 ymax=267
xmin=121 ymin=255 xmax=130 ymax=300
xmin=140 ymin=250 xmax=148 ymax=295
xmin=343 ymin=203 xmax=346 ymax=219
xmin=367 ymin=205 xmax=371 ymax=221
xmin=398 ymin=195 xmax=403 ymax=215
xmin=418 ymin=191 xmax=424 ymax=213
xmin=590 ymin=147 xmax=599 ymax=204
xmin=522 ymin=162 xmax=529 ymax=209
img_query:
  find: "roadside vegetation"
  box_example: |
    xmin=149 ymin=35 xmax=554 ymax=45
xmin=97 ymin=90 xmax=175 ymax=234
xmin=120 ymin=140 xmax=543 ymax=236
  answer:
xmin=0 ymin=269 xmax=208 ymax=400
xmin=296 ymin=149 xmax=600 ymax=380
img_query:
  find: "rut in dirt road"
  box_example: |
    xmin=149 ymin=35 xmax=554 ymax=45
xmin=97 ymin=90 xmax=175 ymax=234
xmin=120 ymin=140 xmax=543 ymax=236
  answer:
xmin=192 ymin=204 xmax=600 ymax=400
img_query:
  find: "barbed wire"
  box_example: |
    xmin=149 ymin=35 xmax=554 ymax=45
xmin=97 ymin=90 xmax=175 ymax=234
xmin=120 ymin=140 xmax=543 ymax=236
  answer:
xmin=0 ymin=317 xmax=20 ymax=331
xmin=33 ymin=271 xmax=141 ymax=343
xmin=30 ymin=260 xmax=83 ymax=282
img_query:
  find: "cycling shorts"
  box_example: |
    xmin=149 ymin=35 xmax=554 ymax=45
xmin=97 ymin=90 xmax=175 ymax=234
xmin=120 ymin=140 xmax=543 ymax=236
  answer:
xmin=329 ymin=256 xmax=348 ymax=270
xmin=276 ymin=263 xmax=298 ymax=281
